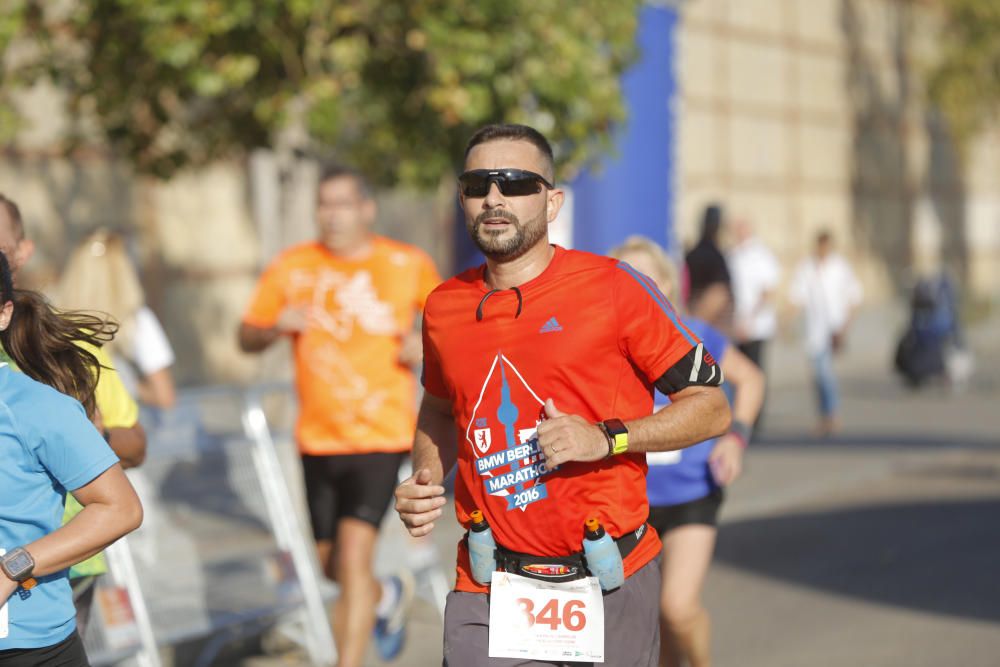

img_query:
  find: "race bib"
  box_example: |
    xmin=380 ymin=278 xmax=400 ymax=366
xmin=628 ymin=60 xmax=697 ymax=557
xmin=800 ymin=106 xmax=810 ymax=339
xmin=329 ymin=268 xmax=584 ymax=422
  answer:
xmin=488 ymin=571 xmax=604 ymax=662
xmin=0 ymin=549 xmax=8 ymax=639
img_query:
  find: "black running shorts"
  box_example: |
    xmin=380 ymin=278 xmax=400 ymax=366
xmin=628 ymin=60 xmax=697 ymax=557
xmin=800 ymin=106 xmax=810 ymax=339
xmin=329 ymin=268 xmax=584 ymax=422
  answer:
xmin=0 ymin=631 xmax=90 ymax=667
xmin=301 ymin=452 xmax=406 ymax=539
xmin=647 ymin=488 xmax=725 ymax=536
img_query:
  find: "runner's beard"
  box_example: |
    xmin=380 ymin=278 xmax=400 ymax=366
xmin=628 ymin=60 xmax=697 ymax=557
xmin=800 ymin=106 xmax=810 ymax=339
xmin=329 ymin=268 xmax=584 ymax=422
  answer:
xmin=468 ymin=208 xmax=548 ymax=262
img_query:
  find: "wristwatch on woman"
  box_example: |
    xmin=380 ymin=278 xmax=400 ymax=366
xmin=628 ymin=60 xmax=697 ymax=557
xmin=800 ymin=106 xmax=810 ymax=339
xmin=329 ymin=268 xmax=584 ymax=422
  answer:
xmin=1 ymin=546 xmax=37 ymax=589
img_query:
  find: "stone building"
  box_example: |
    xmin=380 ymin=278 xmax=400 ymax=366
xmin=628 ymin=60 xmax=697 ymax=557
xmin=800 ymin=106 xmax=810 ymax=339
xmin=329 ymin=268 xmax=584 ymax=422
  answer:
xmin=673 ymin=0 xmax=999 ymax=303
xmin=1 ymin=0 xmax=996 ymax=386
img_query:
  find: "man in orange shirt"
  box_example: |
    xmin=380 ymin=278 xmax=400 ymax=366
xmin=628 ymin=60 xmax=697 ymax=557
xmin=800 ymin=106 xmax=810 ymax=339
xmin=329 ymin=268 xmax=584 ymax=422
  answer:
xmin=394 ymin=124 xmax=731 ymax=666
xmin=238 ymin=165 xmax=440 ymax=666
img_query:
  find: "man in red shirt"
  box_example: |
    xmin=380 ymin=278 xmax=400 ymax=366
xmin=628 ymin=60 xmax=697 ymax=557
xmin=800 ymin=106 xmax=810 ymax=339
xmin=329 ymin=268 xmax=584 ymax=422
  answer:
xmin=395 ymin=124 xmax=731 ymax=666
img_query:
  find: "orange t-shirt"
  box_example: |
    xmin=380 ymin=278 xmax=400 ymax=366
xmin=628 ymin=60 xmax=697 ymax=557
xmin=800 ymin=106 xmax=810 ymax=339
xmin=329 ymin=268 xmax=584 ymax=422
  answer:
xmin=243 ymin=237 xmax=441 ymax=455
xmin=422 ymin=246 xmax=710 ymax=593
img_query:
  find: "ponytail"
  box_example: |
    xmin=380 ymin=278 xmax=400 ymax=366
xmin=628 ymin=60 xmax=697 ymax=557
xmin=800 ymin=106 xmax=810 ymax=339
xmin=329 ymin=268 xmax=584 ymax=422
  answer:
xmin=0 ymin=254 xmax=116 ymax=418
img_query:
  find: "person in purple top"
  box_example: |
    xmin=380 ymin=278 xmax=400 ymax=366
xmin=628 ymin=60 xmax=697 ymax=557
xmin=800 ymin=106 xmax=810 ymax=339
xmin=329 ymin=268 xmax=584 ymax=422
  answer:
xmin=611 ymin=236 xmax=764 ymax=667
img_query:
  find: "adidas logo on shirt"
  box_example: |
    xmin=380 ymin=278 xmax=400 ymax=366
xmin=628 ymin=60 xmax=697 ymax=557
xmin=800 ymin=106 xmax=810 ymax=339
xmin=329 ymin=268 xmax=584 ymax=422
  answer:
xmin=538 ymin=317 xmax=563 ymax=334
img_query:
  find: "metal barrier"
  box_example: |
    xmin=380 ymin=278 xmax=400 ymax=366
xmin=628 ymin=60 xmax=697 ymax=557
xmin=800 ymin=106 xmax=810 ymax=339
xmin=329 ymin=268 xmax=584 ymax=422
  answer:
xmin=80 ymin=382 xmax=448 ymax=666
xmin=78 ymin=536 xmax=160 ymax=667
xmin=79 ymin=384 xmax=333 ymax=666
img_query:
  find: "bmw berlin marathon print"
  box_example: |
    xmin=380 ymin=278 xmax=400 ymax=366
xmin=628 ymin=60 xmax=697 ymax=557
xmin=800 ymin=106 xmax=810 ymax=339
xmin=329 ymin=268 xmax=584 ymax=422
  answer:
xmin=468 ymin=353 xmax=552 ymax=512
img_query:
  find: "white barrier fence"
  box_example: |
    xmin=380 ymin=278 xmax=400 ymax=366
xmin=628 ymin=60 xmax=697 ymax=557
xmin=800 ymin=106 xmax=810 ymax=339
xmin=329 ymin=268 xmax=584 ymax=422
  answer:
xmin=80 ymin=383 xmax=447 ymax=666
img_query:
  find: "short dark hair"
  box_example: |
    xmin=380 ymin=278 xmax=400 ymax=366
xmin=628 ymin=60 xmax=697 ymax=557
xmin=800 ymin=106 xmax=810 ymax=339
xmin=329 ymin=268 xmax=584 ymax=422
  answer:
xmin=464 ymin=124 xmax=555 ymax=177
xmin=816 ymin=229 xmax=833 ymax=246
xmin=0 ymin=250 xmax=12 ymax=303
xmin=700 ymin=203 xmax=723 ymax=242
xmin=0 ymin=194 xmax=25 ymax=240
xmin=317 ymin=163 xmax=372 ymax=199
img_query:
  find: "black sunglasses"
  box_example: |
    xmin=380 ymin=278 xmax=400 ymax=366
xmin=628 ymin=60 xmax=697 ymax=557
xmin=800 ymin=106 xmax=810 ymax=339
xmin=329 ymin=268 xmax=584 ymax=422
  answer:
xmin=458 ymin=169 xmax=555 ymax=197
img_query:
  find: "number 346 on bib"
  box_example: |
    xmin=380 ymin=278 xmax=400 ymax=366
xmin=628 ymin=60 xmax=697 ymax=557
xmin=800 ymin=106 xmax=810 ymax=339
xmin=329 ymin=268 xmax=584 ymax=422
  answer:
xmin=488 ymin=572 xmax=605 ymax=662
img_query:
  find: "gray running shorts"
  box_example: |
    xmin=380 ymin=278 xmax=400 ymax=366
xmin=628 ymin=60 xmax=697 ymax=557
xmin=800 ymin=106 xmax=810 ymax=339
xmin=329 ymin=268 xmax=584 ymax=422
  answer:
xmin=442 ymin=556 xmax=661 ymax=667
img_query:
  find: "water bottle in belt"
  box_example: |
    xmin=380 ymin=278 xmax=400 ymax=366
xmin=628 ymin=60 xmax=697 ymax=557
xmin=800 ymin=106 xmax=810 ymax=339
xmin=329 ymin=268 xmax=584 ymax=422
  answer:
xmin=582 ymin=517 xmax=625 ymax=591
xmin=468 ymin=509 xmax=497 ymax=585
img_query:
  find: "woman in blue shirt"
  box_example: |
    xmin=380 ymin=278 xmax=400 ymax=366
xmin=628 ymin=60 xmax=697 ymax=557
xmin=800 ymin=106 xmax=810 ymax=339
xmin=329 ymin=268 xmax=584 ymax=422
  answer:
xmin=0 ymin=253 xmax=143 ymax=666
xmin=611 ymin=237 xmax=764 ymax=667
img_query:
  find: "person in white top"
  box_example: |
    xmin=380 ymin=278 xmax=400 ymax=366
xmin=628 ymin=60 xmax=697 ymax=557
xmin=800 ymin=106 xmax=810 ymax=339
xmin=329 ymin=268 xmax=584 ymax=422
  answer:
xmin=789 ymin=230 xmax=863 ymax=436
xmin=57 ymin=230 xmax=177 ymax=409
xmin=727 ymin=218 xmax=780 ymax=390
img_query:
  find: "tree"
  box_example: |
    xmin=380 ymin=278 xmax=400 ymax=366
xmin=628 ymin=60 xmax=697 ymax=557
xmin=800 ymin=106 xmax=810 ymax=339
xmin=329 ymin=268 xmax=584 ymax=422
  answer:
xmin=928 ymin=0 xmax=1000 ymax=146
xmin=3 ymin=0 xmax=642 ymax=187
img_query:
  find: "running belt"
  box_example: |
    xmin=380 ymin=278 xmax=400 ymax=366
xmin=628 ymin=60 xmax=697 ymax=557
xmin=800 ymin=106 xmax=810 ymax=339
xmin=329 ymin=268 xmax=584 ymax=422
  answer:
xmin=475 ymin=522 xmax=649 ymax=584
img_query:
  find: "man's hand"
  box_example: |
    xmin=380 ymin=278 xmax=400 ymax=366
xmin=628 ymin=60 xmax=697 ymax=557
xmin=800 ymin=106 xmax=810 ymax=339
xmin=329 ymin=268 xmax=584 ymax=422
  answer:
xmin=398 ymin=330 xmax=423 ymax=367
xmin=0 ymin=574 xmax=17 ymax=606
xmin=277 ymin=305 xmax=316 ymax=335
xmin=394 ymin=468 xmax=447 ymax=537
xmin=708 ymin=434 xmax=745 ymax=486
xmin=535 ymin=399 xmax=608 ymax=469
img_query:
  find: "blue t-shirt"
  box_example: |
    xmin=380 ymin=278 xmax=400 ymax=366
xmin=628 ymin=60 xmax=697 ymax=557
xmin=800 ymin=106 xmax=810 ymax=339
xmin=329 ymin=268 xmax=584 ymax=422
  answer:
xmin=0 ymin=364 xmax=119 ymax=650
xmin=646 ymin=318 xmax=730 ymax=507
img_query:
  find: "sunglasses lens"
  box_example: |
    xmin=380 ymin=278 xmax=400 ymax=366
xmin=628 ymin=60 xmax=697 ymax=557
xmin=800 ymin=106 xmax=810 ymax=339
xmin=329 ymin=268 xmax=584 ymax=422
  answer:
xmin=459 ymin=172 xmax=491 ymax=197
xmin=497 ymin=175 xmax=542 ymax=196
xmin=459 ymin=170 xmax=547 ymax=197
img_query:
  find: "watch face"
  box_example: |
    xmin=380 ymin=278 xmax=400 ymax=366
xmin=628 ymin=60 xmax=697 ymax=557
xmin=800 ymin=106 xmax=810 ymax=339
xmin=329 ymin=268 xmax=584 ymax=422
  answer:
xmin=4 ymin=550 xmax=32 ymax=578
xmin=604 ymin=418 xmax=627 ymax=436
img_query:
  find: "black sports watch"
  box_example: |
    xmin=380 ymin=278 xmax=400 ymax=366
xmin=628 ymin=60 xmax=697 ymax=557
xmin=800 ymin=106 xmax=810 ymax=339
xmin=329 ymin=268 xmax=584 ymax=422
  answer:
xmin=601 ymin=418 xmax=629 ymax=457
xmin=1 ymin=546 xmax=36 ymax=583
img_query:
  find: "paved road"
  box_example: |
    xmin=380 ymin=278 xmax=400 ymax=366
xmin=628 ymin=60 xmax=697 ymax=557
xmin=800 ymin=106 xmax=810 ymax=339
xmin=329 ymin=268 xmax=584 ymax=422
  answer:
xmin=223 ymin=311 xmax=1000 ymax=666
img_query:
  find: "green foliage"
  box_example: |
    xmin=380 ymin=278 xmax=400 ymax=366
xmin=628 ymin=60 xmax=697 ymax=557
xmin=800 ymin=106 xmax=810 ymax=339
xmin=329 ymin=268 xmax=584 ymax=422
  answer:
xmin=928 ymin=0 xmax=1000 ymax=144
xmin=0 ymin=0 xmax=33 ymax=141
xmin=4 ymin=0 xmax=642 ymax=186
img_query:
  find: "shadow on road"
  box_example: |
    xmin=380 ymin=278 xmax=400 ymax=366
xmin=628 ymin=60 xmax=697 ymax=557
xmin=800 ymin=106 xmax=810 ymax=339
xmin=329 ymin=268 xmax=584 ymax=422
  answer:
xmin=715 ymin=498 xmax=1000 ymax=623
xmin=756 ymin=432 xmax=1000 ymax=451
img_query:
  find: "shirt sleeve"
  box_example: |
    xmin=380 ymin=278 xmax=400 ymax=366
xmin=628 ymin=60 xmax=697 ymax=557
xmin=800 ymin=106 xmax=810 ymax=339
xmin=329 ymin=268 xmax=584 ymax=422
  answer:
xmin=789 ymin=261 xmax=809 ymax=307
xmin=420 ymin=305 xmax=448 ymax=399
xmin=842 ymin=259 xmax=863 ymax=307
xmin=763 ymin=250 xmax=782 ymax=289
xmin=414 ymin=250 xmax=442 ymax=311
xmin=84 ymin=343 xmax=140 ymax=429
xmin=132 ymin=306 xmax=175 ymax=375
xmin=242 ymin=257 xmax=288 ymax=329
xmin=30 ymin=390 xmax=119 ymax=492
xmin=614 ymin=262 xmax=723 ymax=395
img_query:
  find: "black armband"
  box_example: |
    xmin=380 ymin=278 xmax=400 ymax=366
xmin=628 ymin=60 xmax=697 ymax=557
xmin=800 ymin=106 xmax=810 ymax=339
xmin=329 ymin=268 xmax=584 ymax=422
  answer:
xmin=654 ymin=343 xmax=724 ymax=395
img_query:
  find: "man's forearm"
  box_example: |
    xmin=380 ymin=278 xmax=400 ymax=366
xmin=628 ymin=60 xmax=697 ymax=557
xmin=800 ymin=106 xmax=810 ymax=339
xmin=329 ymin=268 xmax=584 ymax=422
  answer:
xmin=626 ymin=387 xmax=731 ymax=453
xmin=412 ymin=407 xmax=457 ymax=484
xmin=238 ymin=323 xmax=282 ymax=353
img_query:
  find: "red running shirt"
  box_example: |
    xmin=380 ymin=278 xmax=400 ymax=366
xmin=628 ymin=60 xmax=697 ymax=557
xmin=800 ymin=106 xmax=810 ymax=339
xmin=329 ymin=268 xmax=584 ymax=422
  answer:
xmin=422 ymin=246 xmax=706 ymax=592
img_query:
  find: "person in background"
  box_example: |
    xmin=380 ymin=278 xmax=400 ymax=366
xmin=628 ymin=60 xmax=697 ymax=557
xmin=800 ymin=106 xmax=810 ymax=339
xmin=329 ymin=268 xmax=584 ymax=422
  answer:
xmin=0 ymin=194 xmax=146 ymax=636
xmin=789 ymin=230 xmax=863 ymax=437
xmin=685 ymin=203 xmax=733 ymax=331
xmin=239 ymin=164 xmax=441 ymax=666
xmin=57 ymin=229 xmax=176 ymax=409
xmin=0 ymin=252 xmax=143 ymax=666
xmin=611 ymin=236 xmax=764 ymax=667
xmin=726 ymin=217 xmax=781 ymax=428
